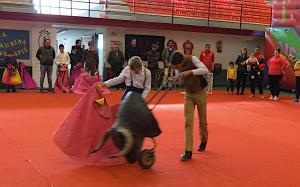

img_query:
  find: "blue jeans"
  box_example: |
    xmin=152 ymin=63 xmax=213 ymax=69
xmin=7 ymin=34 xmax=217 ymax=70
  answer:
xmin=40 ymin=64 xmax=53 ymax=89
xmin=226 ymin=79 xmax=235 ymax=92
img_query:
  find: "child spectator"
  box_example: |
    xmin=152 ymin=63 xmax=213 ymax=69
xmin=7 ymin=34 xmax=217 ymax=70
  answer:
xmin=226 ymin=61 xmax=237 ymax=94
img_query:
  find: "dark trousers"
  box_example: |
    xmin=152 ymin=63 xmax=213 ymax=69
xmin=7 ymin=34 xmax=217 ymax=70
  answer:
xmin=295 ymin=76 xmax=300 ymax=99
xmin=226 ymin=79 xmax=235 ymax=92
xmin=268 ymin=74 xmax=282 ymax=97
xmin=250 ymin=76 xmax=263 ymax=95
xmin=85 ymin=63 xmax=98 ymax=76
xmin=40 ymin=65 xmax=53 ymax=89
xmin=121 ymin=86 xmax=144 ymax=100
xmin=6 ymin=85 xmax=16 ymax=92
xmin=236 ymin=71 xmax=247 ymax=94
xmin=149 ymin=68 xmax=160 ymax=89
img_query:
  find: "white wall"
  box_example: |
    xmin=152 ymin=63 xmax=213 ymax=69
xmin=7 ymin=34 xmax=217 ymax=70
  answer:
xmin=1 ymin=19 xmax=265 ymax=87
xmin=31 ymin=27 xmax=57 ymax=87
xmin=104 ymin=27 xmax=265 ymax=69
xmin=0 ymin=20 xmax=57 ymax=88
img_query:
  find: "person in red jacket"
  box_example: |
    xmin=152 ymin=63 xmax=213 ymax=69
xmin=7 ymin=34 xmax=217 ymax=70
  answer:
xmin=267 ymin=48 xmax=288 ymax=101
xmin=199 ymin=44 xmax=215 ymax=72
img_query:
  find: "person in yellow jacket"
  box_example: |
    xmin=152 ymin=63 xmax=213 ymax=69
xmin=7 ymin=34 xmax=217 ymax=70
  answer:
xmin=292 ymin=59 xmax=300 ymax=102
xmin=226 ymin=61 xmax=237 ymax=94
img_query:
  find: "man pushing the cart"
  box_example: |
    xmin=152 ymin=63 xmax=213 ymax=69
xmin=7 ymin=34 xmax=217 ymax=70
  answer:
xmin=169 ymin=52 xmax=209 ymax=161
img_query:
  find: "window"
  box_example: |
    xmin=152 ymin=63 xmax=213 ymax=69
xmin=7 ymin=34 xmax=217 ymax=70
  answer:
xmin=33 ymin=0 xmax=100 ymax=17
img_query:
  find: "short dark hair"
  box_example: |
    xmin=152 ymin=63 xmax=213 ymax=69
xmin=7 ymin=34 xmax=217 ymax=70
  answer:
xmin=71 ymin=46 xmax=77 ymax=50
xmin=75 ymin=40 xmax=81 ymax=44
xmin=229 ymin=61 xmax=234 ymax=65
xmin=88 ymin=41 xmax=94 ymax=46
xmin=170 ymin=52 xmax=184 ymax=65
xmin=59 ymin=44 xmax=64 ymax=48
xmin=205 ymin=44 xmax=210 ymax=47
xmin=275 ymin=48 xmax=281 ymax=53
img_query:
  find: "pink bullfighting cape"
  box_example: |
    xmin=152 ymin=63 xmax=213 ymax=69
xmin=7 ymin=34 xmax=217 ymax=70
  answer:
xmin=53 ymin=84 xmax=125 ymax=165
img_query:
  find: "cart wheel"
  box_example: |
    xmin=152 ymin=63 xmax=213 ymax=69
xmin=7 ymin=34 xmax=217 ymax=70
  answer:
xmin=138 ymin=149 xmax=155 ymax=169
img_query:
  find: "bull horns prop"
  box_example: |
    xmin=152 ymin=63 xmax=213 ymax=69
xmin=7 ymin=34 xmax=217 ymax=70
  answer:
xmin=90 ymin=127 xmax=134 ymax=159
xmin=90 ymin=92 xmax=161 ymax=168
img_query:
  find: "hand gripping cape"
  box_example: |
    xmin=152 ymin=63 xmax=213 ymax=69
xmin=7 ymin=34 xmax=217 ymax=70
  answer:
xmin=53 ymin=84 xmax=125 ymax=165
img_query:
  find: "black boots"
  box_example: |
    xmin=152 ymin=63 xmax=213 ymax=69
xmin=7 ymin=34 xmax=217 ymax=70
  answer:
xmin=180 ymin=151 xmax=192 ymax=161
xmin=198 ymin=142 xmax=207 ymax=152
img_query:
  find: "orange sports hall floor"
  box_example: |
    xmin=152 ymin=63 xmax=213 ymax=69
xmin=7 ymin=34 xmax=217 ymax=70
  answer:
xmin=0 ymin=89 xmax=300 ymax=187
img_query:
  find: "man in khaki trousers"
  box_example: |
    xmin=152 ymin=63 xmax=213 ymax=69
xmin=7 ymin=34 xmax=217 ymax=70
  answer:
xmin=170 ymin=52 xmax=209 ymax=161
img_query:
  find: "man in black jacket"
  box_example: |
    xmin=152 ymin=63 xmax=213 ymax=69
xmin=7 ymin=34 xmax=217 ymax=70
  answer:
xmin=81 ymin=41 xmax=99 ymax=75
xmin=107 ymin=43 xmax=125 ymax=89
xmin=125 ymin=38 xmax=140 ymax=61
xmin=36 ymin=39 xmax=55 ymax=92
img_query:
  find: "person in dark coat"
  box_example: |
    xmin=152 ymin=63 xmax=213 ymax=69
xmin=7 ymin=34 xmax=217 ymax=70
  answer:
xmin=107 ymin=43 xmax=125 ymax=89
xmin=235 ymin=47 xmax=249 ymax=95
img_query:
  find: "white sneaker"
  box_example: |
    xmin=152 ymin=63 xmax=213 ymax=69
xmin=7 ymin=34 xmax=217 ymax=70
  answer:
xmin=260 ymin=95 xmax=264 ymax=99
xmin=268 ymin=96 xmax=273 ymax=100
xmin=273 ymin=96 xmax=278 ymax=101
xmin=249 ymin=94 xmax=255 ymax=98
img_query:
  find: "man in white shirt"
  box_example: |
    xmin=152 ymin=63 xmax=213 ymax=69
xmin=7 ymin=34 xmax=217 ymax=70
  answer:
xmin=98 ymin=56 xmax=151 ymax=100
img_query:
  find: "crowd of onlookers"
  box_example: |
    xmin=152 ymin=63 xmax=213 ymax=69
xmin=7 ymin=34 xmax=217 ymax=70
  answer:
xmin=226 ymin=46 xmax=300 ymax=102
xmin=1 ymin=37 xmax=300 ymax=102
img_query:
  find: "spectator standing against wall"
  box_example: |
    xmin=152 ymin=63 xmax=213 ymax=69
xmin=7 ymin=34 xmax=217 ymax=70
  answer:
xmin=253 ymin=45 xmax=266 ymax=93
xmin=125 ymin=38 xmax=140 ymax=61
xmin=267 ymin=48 xmax=288 ymax=101
xmin=226 ymin=61 xmax=237 ymax=94
xmin=36 ymin=39 xmax=56 ymax=93
xmin=81 ymin=41 xmax=99 ymax=75
xmin=147 ymin=43 xmax=160 ymax=89
xmin=75 ymin=39 xmax=84 ymax=61
xmin=2 ymin=51 xmax=20 ymax=92
xmin=54 ymin=44 xmax=71 ymax=93
xmin=200 ymin=44 xmax=215 ymax=72
xmin=161 ymin=40 xmax=176 ymax=86
xmin=183 ymin=40 xmax=194 ymax=55
xmin=247 ymin=53 xmax=264 ymax=98
xmin=235 ymin=47 xmax=249 ymax=95
xmin=107 ymin=43 xmax=125 ymax=89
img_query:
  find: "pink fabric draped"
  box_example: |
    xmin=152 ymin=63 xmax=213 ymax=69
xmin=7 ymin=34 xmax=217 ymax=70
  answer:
xmin=70 ymin=63 xmax=83 ymax=85
xmin=53 ymin=84 xmax=125 ymax=165
xmin=16 ymin=62 xmax=37 ymax=89
xmin=72 ymin=72 xmax=106 ymax=94
xmin=54 ymin=67 xmax=71 ymax=93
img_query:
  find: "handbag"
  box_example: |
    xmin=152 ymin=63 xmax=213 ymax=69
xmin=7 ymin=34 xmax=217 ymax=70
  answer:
xmin=10 ymin=70 xmax=22 ymax=85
